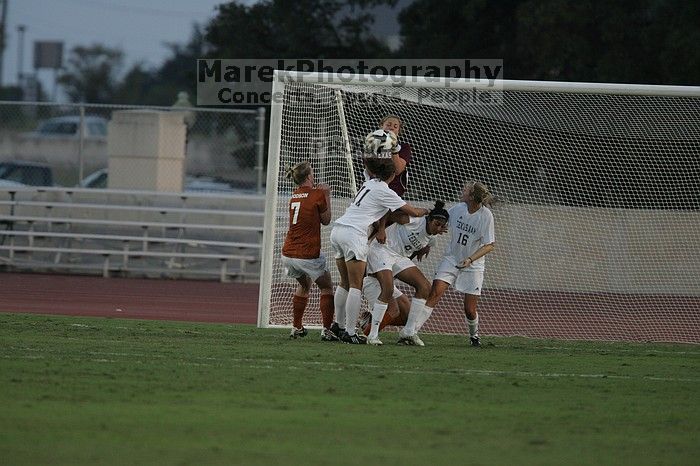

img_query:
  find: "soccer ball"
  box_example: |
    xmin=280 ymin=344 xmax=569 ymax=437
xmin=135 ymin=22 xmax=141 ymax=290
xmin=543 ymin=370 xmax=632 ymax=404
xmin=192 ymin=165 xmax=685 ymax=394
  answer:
xmin=363 ymin=129 xmax=397 ymax=158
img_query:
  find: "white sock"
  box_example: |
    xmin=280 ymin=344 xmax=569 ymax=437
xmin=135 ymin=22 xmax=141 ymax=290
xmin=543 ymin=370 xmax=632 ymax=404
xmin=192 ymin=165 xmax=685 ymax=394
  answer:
xmin=368 ymin=301 xmax=388 ymax=339
xmin=403 ymin=298 xmax=426 ymax=336
xmin=467 ymin=315 xmax=479 ymax=337
xmin=344 ymin=288 xmax=362 ymax=336
xmin=334 ymin=287 xmax=348 ymax=329
xmin=416 ymin=304 xmax=433 ymax=332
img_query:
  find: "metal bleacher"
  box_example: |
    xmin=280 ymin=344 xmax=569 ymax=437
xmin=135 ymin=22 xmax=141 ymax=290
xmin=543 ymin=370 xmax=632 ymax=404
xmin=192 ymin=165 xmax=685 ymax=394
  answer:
xmin=0 ymin=187 xmax=265 ymax=282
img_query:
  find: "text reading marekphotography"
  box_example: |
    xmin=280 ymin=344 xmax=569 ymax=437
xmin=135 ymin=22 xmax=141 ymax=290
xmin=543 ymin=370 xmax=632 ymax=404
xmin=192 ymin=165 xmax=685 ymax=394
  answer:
xmin=197 ymin=59 xmax=504 ymax=106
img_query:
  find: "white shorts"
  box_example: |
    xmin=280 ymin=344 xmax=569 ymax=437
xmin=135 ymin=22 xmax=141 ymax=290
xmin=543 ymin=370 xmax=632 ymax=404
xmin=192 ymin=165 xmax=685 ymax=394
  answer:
xmin=366 ymin=242 xmax=415 ymax=275
xmin=362 ymin=275 xmax=403 ymax=307
xmin=282 ymin=254 xmax=329 ymax=281
xmin=330 ymin=224 xmax=369 ymax=262
xmin=434 ymin=258 xmax=484 ymax=296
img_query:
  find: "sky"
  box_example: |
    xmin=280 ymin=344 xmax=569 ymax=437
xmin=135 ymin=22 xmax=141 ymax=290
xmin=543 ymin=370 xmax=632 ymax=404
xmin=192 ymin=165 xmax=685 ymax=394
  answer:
xmin=1 ymin=0 xmax=236 ymax=88
xmin=1 ymin=0 xmax=406 ymax=100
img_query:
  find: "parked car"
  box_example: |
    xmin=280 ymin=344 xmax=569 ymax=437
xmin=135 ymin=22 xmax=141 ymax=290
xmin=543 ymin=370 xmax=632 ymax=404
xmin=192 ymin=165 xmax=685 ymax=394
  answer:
xmin=78 ymin=168 xmax=108 ymax=189
xmin=0 ymin=161 xmax=53 ymax=186
xmin=0 ymin=178 xmax=27 ymax=188
xmin=184 ymin=176 xmax=242 ymax=193
xmin=33 ymin=115 xmax=108 ymax=139
xmin=78 ymin=168 xmax=239 ymax=193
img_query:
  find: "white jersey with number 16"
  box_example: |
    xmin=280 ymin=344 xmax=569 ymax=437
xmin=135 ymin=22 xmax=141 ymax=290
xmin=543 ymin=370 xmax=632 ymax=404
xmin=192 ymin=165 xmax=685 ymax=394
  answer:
xmin=442 ymin=203 xmax=495 ymax=271
xmin=334 ymin=178 xmax=406 ymax=235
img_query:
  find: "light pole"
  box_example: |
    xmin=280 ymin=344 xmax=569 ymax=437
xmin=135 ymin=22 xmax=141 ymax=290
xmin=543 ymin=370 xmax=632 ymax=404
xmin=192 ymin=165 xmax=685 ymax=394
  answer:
xmin=0 ymin=0 xmax=8 ymax=87
xmin=16 ymin=24 xmax=24 ymax=85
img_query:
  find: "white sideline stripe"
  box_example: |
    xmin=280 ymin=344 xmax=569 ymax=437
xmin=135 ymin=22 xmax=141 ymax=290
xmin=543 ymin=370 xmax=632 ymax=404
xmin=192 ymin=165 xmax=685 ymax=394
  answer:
xmin=12 ymin=344 xmax=699 ymax=357
xmin=527 ymin=345 xmax=700 ymax=356
xmin=230 ymin=359 xmax=700 ymax=383
xmin=3 ymin=351 xmax=697 ymax=383
xmin=262 ymin=326 xmax=700 ymax=354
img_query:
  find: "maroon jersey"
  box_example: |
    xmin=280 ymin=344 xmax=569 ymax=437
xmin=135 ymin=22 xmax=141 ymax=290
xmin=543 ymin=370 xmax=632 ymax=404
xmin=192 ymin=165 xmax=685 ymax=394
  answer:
xmin=388 ymin=142 xmax=411 ymax=197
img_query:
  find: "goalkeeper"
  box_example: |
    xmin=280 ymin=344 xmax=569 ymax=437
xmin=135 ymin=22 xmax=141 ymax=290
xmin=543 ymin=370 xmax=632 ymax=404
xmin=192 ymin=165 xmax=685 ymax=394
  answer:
xmin=379 ymin=115 xmax=411 ymax=198
xmin=379 ymin=114 xmax=438 ymax=261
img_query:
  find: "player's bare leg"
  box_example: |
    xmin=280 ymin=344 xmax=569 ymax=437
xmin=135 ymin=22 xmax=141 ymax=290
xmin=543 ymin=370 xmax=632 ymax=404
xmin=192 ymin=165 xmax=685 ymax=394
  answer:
xmin=396 ymin=267 xmax=431 ymax=301
xmin=426 ymin=279 xmax=450 ymax=309
xmin=392 ymin=294 xmax=411 ymax=327
xmin=382 ymin=296 xmax=405 ymax=328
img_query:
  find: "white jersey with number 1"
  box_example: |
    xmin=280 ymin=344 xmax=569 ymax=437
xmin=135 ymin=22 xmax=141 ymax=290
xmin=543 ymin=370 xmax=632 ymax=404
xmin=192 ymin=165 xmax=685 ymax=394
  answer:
xmin=442 ymin=203 xmax=495 ymax=271
xmin=334 ymin=178 xmax=406 ymax=235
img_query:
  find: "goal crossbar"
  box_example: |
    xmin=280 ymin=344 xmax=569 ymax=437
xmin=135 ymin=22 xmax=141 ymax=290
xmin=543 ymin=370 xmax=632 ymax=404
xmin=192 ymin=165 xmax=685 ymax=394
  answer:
xmin=274 ymin=70 xmax=700 ymax=97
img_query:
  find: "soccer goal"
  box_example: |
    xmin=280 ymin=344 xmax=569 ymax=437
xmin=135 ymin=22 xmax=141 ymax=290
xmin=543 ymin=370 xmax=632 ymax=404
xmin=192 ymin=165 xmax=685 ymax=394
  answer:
xmin=258 ymin=71 xmax=700 ymax=344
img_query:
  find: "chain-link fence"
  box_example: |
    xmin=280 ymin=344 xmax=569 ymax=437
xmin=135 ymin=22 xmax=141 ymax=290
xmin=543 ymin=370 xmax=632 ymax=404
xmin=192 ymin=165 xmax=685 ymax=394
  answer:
xmin=0 ymin=101 xmax=266 ymax=193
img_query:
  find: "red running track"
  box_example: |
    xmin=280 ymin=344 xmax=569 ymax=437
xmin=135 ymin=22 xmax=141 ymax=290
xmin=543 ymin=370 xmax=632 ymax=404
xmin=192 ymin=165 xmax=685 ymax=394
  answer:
xmin=0 ymin=272 xmax=259 ymax=324
xmin=2 ymin=272 xmax=698 ymax=343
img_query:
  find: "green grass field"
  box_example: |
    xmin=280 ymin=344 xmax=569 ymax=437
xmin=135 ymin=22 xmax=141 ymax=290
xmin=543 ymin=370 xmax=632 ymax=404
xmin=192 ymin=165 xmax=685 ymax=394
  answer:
xmin=1 ymin=313 xmax=698 ymax=465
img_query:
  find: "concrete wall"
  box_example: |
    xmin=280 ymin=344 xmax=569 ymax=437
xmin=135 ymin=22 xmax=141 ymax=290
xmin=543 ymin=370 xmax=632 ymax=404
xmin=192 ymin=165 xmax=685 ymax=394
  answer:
xmin=317 ymin=199 xmax=700 ymax=296
xmin=107 ymin=111 xmax=186 ymax=191
xmin=487 ymin=204 xmax=700 ymax=295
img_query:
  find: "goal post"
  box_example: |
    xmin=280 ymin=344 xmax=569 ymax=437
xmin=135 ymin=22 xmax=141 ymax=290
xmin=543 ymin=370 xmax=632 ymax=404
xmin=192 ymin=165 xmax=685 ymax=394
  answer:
xmin=257 ymin=78 xmax=285 ymax=328
xmin=258 ymin=71 xmax=700 ymax=343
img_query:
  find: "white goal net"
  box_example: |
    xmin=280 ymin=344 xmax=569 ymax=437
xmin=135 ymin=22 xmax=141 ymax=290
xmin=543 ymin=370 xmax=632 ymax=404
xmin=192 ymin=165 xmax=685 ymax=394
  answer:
xmin=258 ymin=73 xmax=700 ymax=344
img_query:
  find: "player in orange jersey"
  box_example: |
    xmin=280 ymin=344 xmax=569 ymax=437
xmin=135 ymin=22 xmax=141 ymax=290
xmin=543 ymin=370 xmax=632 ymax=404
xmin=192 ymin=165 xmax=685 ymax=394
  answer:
xmin=281 ymin=161 xmax=337 ymax=341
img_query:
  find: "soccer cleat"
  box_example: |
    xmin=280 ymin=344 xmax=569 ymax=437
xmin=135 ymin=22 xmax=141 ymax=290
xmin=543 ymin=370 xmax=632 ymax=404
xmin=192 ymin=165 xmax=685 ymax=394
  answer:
xmin=396 ymin=330 xmax=424 ymax=347
xmin=396 ymin=329 xmax=412 ymax=345
xmin=290 ymin=326 xmax=308 ymax=339
xmin=470 ymin=335 xmax=481 ymax=347
xmin=367 ymin=337 xmax=383 ymax=346
xmin=341 ymin=332 xmax=367 ymax=345
xmin=329 ymin=322 xmax=344 ymax=339
xmin=410 ymin=334 xmax=425 ymax=347
xmin=321 ymin=328 xmax=339 ymax=342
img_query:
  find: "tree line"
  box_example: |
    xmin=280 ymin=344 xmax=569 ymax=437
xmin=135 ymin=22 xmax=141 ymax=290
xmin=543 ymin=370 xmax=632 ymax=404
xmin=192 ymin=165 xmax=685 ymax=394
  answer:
xmin=53 ymin=0 xmax=700 ymax=104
